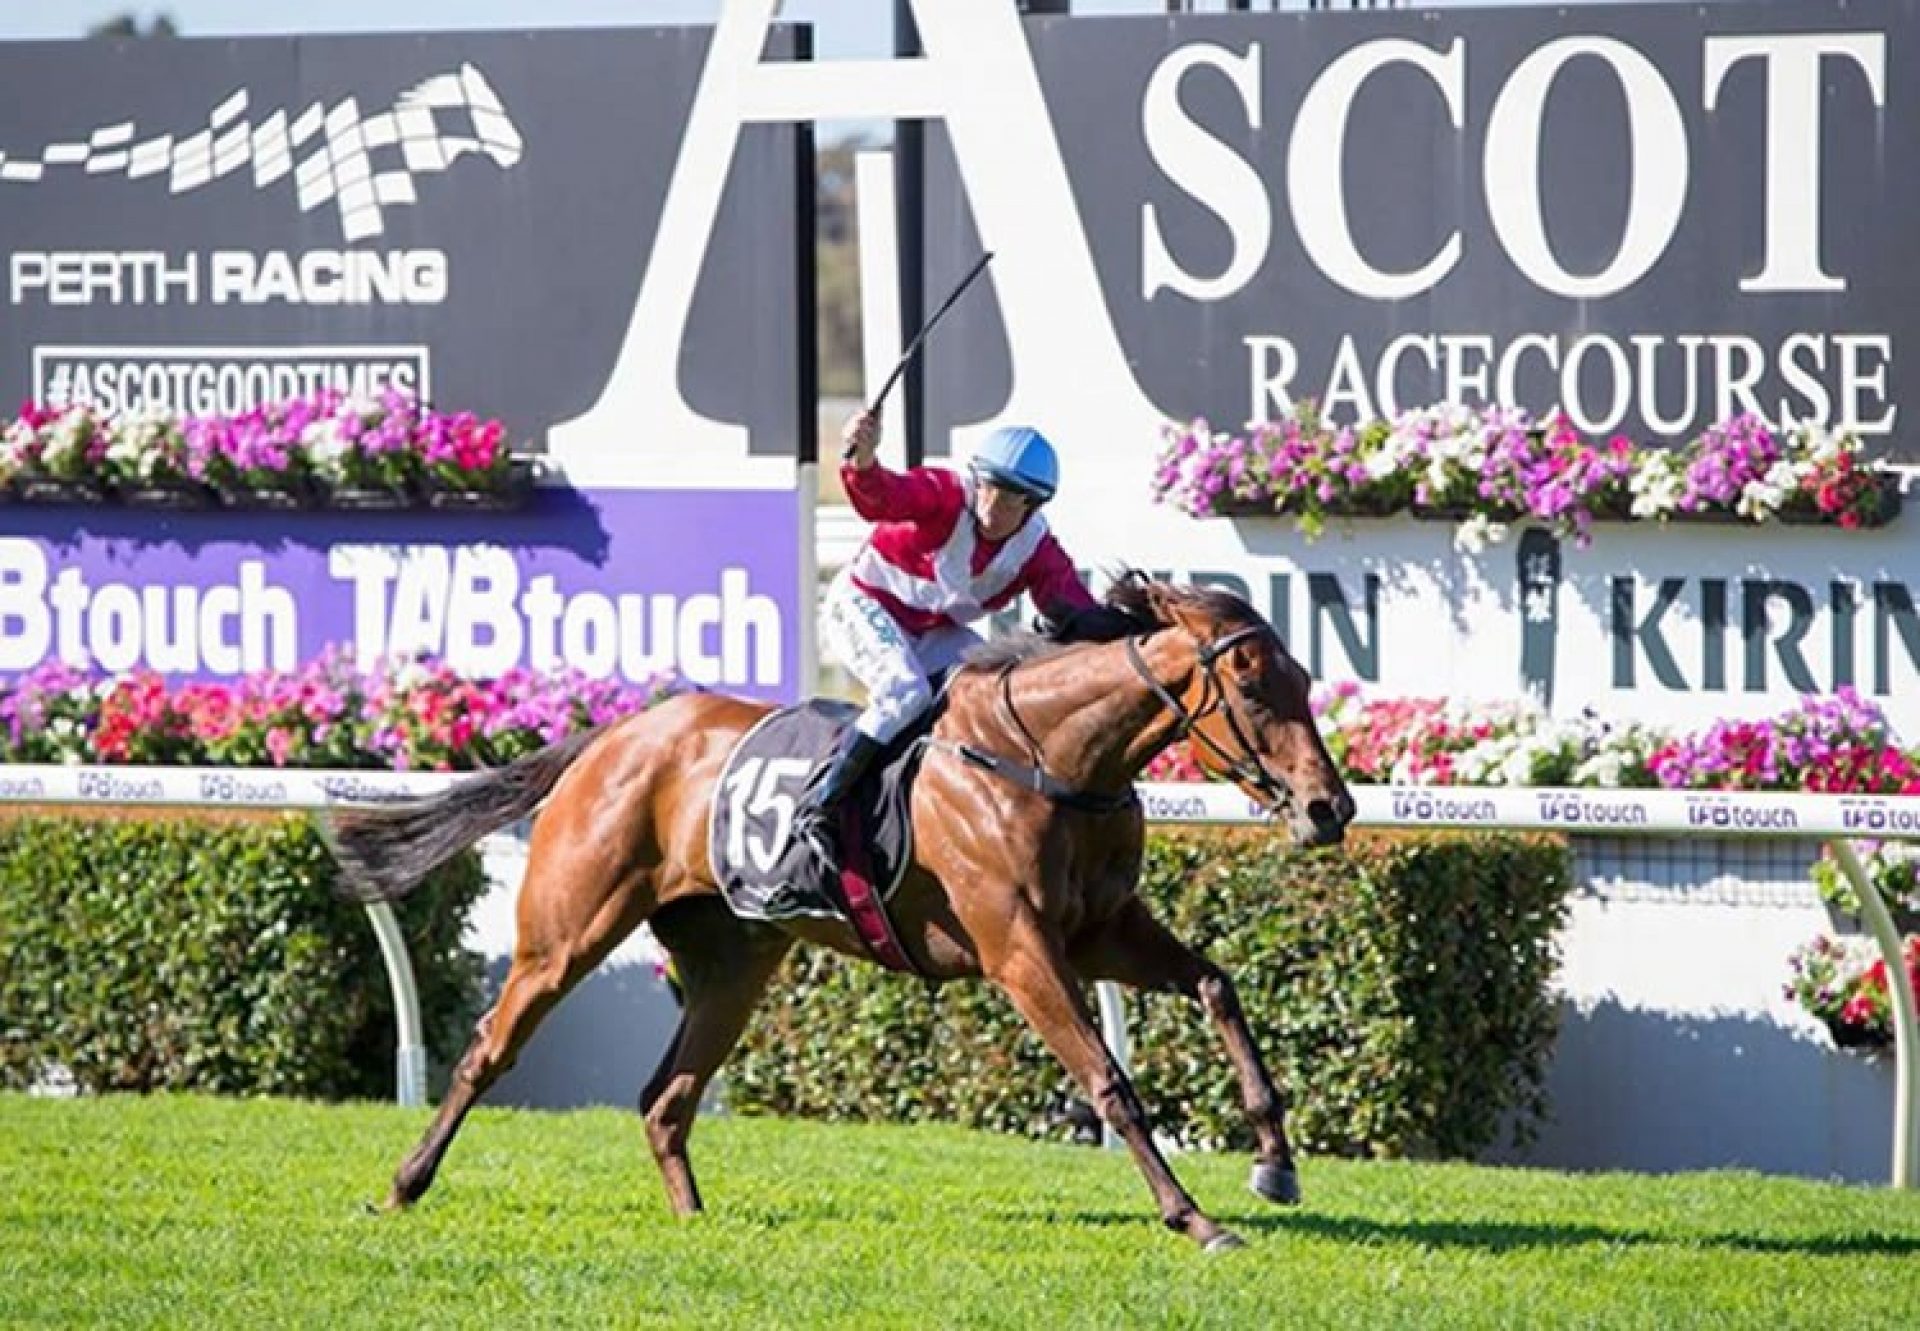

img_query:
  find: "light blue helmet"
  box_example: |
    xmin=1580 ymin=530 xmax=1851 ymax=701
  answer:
xmin=970 ymin=425 xmax=1060 ymax=503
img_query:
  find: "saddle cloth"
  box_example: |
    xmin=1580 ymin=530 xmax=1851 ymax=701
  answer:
xmin=708 ymin=700 xmax=924 ymax=965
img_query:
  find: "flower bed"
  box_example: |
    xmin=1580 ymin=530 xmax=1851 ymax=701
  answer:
xmin=0 ymin=652 xmax=674 ymax=772
xmin=1144 ymin=683 xmax=1920 ymax=795
xmin=1153 ymin=403 xmax=1902 ymax=548
xmin=0 ymin=391 xmax=539 ymax=511
xmin=1139 ymin=683 xmax=1920 ymax=1051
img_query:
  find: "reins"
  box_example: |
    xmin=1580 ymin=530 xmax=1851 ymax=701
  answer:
xmin=937 ymin=621 xmax=1294 ymax=816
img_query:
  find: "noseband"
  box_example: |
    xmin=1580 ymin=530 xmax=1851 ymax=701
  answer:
xmin=1125 ymin=625 xmax=1297 ymax=815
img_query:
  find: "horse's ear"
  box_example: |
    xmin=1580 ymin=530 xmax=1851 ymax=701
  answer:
xmin=1142 ymin=579 xmax=1182 ymax=624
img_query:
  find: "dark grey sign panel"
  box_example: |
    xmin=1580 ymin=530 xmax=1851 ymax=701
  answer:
xmin=0 ymin=26 xmax=806 ymax=455
xmin=923 ymin=0 xmax=1918 ymax=457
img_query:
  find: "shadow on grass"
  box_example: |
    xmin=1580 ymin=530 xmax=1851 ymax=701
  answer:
xmin=357 ymin=1189 xmax=1920 ymax=1259
xmin=1220 ymin=1210 xmax=1920 ymax=1258
xmin=991 ymin=1205 xmax=1920 ymax=1258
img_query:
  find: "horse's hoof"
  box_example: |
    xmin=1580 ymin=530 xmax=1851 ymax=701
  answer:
xmin=1203 ymin=1230 xmax=1247 ymax=1254
xmin=1249 ymin=1160 xmax=1301 ymax=1205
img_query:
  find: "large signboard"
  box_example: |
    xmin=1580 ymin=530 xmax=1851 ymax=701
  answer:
xmin=925 ymin=0 xmax=1915 ymax=451
xmin=0 ymin=492 xmax=792 ymax=690
xmin=0 ymin=25 xmax=810 ymax=697
xmin=877 ymin=0 xmax=1920 ymax=731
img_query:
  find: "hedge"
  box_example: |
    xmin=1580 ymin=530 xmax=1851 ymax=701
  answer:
xmin=0 ymin=813 xmax=485 ymax=1100
xmin=729 ymin=829 xmax=1571 ymax=1159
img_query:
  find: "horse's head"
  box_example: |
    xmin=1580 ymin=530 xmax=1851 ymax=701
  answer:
xmin=1114 ymin=576 xmax=1355 ymax=848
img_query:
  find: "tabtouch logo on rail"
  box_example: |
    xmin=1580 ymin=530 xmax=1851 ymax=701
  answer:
xmin=1839 ymin=797 xmax=1920 ymax=835
xmin=0 ymin=774 xmax=48 ymax=800
xmin=318 ymin=775 xmax=423 ymax=806
xmin=1388 ymin=789 xmax=1499 ymax=824
xmin=197 ymin=772 xmax=291 ymax=806
xmin=1683 ymin=795 xmax=1800 ymax=832
xmin=1534 ymin=792 xmax=1652 ymax=828
xmin=75 ymin=770 xmax=165 ymax=803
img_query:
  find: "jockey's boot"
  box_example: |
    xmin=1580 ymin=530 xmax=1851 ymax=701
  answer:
xmin=771 ymin=729 xmax=884 ymax=881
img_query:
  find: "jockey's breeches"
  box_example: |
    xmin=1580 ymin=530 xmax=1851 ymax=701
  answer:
xmin=822 ymin=571 xmax=980 ymax=743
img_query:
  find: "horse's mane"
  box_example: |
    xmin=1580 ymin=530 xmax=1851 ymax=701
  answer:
xmin=961 ymin=570 xmax=1262 ymax=671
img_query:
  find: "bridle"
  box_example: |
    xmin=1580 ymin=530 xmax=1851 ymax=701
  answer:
xmin=952 ymin=618 xmax=1298 ymax=819
xmin=1124 ymin=624 xmax=1297 ymax=816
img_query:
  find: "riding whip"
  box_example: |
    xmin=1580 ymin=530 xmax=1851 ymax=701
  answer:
xmin=845 ymin=250 xmax=996 ymax=460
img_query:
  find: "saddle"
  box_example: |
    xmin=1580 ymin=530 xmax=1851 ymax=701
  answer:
xmin=708 ymin=698 xmax=934 ymax=973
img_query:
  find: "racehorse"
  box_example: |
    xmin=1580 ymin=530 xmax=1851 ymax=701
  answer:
xmin=324 ymin=574 xmax=1355 ymax=1251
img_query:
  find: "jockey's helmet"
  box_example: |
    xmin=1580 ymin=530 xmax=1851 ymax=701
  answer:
xmin=970 ymin=425 xmax=1060 ymax=504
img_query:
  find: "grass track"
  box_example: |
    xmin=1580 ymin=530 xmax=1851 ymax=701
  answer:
xmin=4 ymin=1094 xmax=1919 ymax=1329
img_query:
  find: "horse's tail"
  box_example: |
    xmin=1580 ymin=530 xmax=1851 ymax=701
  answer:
xmin=321 ymin=726 xmax=605 ymax=903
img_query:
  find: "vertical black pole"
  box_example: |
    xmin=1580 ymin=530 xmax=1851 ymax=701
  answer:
xmin=793 ymin=22 xmax=818 ymax=470
xmin=894 ymin=0 xmax=926 ymax=466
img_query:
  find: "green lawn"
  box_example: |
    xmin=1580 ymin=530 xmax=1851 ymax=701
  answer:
xmin=3 ymin=1094 xmax=1918 ymax=1329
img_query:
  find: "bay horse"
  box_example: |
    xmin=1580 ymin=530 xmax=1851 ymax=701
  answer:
xmin=324 ymin=575 xmax=1354 ymax=1251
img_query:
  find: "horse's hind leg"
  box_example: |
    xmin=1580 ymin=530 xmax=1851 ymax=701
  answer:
xmin=383 ymin=860 xmax=654 ymax=1211
xmin=384 ymin=951 xmax=573 ymax=1210
xmin=1072 ymin=896 xmax=1300 ymax=1206
xmin=638 ymin=899 xmax=792 ymax=1216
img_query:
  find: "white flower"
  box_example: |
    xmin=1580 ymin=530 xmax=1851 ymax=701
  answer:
xmin=1787 ymin=420 xmax=1858 ymax=465
xmin=47 ymin=716 xmax=88 ymax=764
xmin=42 ymin=409 xmax=97 ymax=471
xmin=1628 ymin=451 xmax=1683 ymax=518
xmin=1737 ymin=459 xmax=1797 ymax=521
xmin=102 ymin=410 xmax=181 ymax=484
xmin=392 ymin=655 xmax=434 ymax=691
xmin=1363 ymin=425 xmax=1420 ymax=481
xmin=0 ymin=419 xmax=36 ymax=470
xmin=302 ymin=416 xmax=355 ymax=478
xmin=1454 ymin=512 xmax=1509 ymax=554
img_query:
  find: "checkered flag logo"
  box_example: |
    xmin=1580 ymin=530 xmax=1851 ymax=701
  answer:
xmin=0 ymin=63 xmax=523 ymax=242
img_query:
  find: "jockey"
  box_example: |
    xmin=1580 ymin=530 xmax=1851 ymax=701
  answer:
xmin=773 ymin=408 xmax=1098 ymax=879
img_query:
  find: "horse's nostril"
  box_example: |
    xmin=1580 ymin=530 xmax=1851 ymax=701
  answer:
xmin=1306 ymin=797 xmax=1342 ymax=830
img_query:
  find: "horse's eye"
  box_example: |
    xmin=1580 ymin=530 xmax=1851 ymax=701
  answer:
xmin=1239 ymin=690 xmax=1277 ymax=728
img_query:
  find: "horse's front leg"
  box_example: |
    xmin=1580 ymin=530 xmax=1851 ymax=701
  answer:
xmin=986 ymin=910 xmax=1242 ymax=1251
xmin=1073 ymin=896 xmax=1301 ymax=1207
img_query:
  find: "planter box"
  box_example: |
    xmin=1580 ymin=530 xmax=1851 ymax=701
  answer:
xmin=1775 ymin=474 xmax=1903 ymax=529
xmin=119 ymin=481 xmax=215 ymax=510
xmin=215 ymin=480 xmax=320 ymax=511
xmin=422 ymin=457 xmax=538 ymax=512
xmin=1823 ymin=1014 xmax=1892 ymax=1053
xmin=1209 ymin=495 xmax=1283 ymax=518
xmin=1411 ymin=500 xmax=1524 ymax=524
xmin=14 ymin=477 xmax=109 ymax=506
xmin=325 ymin=484 xmax=417 ymax=512
xmin=1199 ymin=477 xmax=1902 ymax=532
